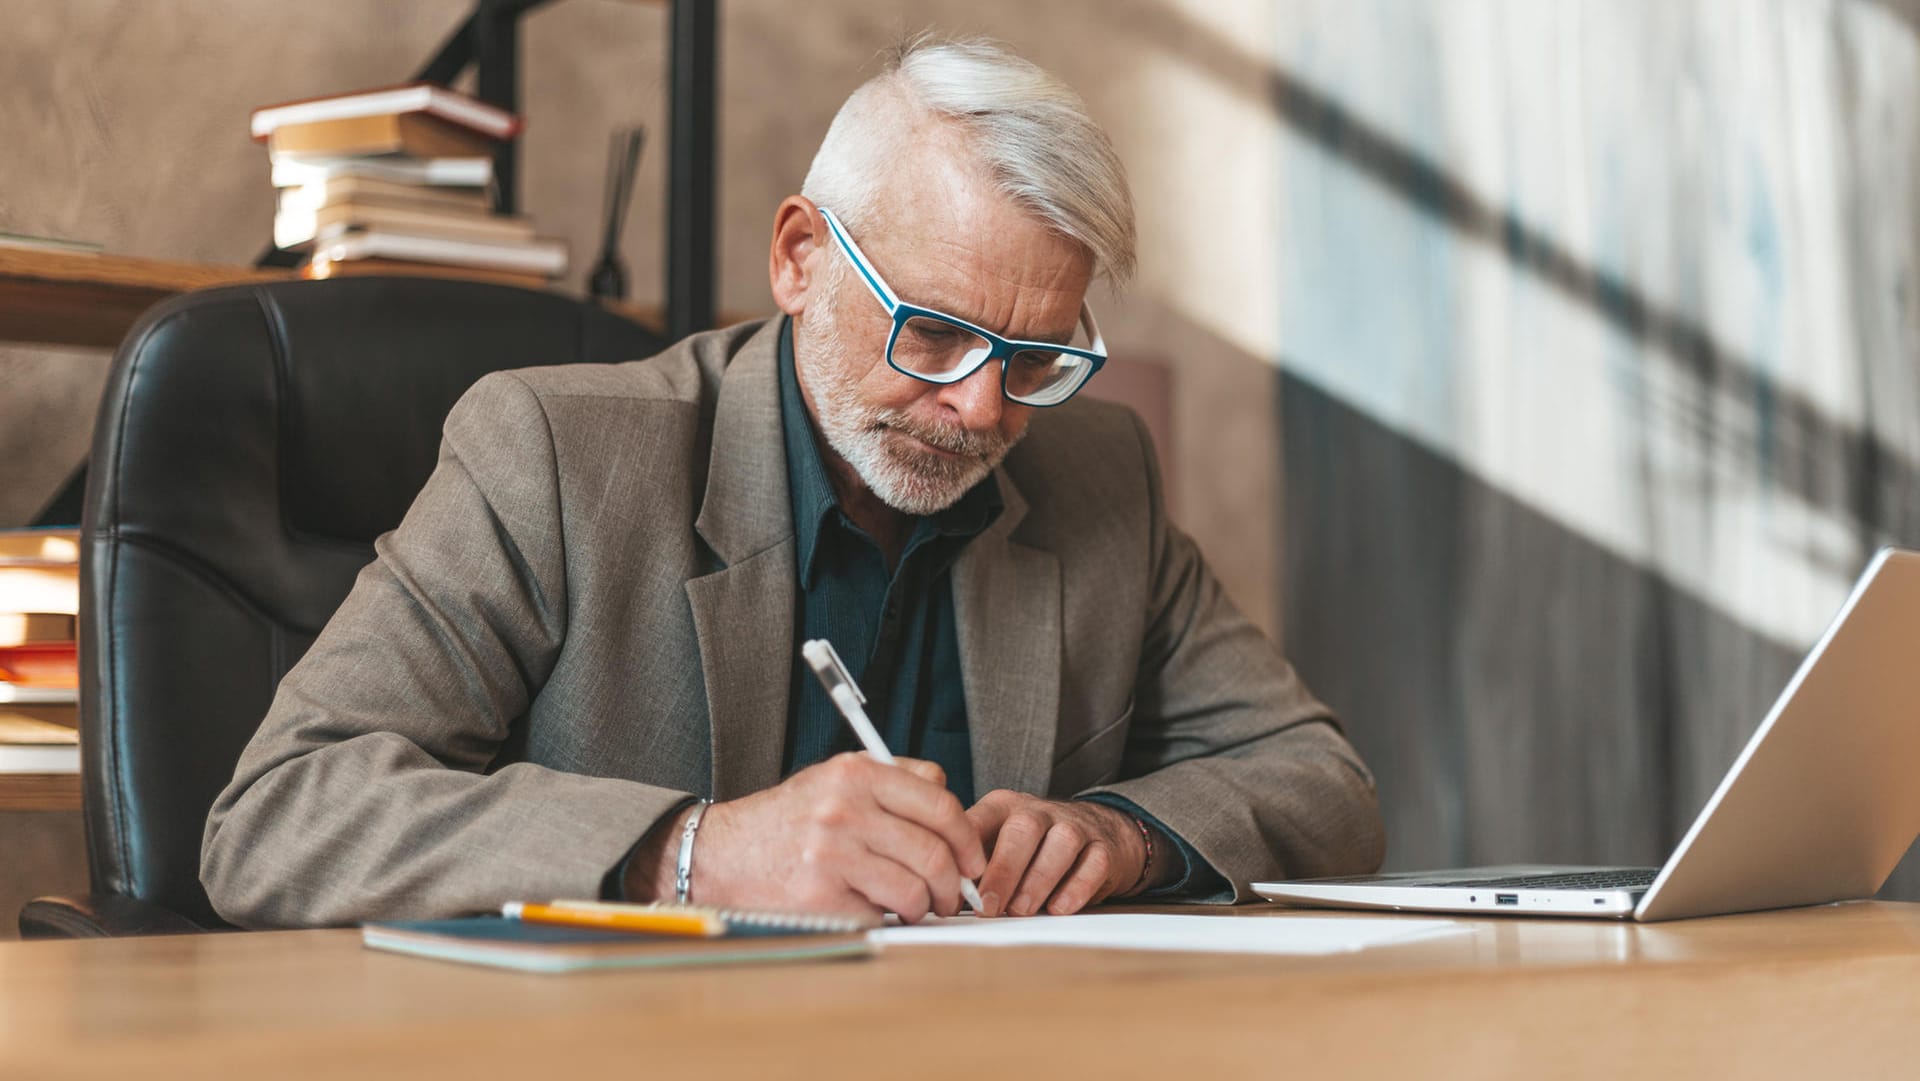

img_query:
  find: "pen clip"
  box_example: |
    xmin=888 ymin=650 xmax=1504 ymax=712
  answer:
xmin=802 ymin=638 xmax=867 ymax=705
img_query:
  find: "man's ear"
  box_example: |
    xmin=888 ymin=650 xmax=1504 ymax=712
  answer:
xmin=768 ymin=196 xmax=824 ymax=317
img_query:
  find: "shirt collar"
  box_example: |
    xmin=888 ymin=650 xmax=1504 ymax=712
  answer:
xmin=777 ymin=318 xmax=1002 ymax=588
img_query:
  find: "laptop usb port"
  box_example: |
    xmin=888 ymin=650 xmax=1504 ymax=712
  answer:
xmin=1495 ymin=893 xmax=1519 ymax=906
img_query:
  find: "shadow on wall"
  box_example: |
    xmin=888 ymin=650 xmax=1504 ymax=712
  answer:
xmin=1259 ymin=62 xmax=1917 ymax=571
xmin=1282 ymin=359 xmax=1920 ymax=902
xmin=1064 ymin=0 xmax=1916 ymax=563
xmin=1057 ymin=0 xmax=1920 ymax=898
xmin=1262 ymin=63 xmax=1920 ymax=899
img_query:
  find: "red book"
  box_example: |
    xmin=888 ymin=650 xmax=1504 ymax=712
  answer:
xmin=0 ymin=642 xmax=77 ymax=689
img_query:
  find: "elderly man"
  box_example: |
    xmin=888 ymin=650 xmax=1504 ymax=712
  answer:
xmin=201 ymin=36 xmax=1384 ymax=928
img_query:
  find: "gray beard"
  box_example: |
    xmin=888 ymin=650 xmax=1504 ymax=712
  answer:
xmin=795 ymin=282 xmax=1021 ymax=516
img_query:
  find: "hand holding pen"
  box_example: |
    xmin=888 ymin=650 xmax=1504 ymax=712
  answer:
xmin=624 ymin=642 xmax=985 ymax=922
xmin=802 ymin=639 xmax=987 ymax=913
xmin=803 ymin=647 xmax=1162 ymax=919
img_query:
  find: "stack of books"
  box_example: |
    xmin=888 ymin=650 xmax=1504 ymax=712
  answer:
xmin=252 ymin=83 xmax=568 ymax=288
xmin=0 ymin=529 xmax=80 ymax=774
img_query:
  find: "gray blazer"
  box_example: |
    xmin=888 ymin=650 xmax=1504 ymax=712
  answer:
xmin=201 ymin=318 xmax=1385 ymax=928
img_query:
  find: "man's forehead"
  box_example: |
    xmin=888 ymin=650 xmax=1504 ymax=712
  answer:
xmin=874 ymin=140 xmax=1049 ymax=253
xmin=860 ymin=152 xmax=1092 ymax=341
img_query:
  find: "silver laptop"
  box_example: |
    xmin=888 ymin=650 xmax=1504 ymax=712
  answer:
xmin=1255 ymin=546 xmax=1920 ymax=922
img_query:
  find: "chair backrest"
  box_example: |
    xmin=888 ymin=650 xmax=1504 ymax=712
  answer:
xmin=78 ymin=277 xmax=665 ymax=927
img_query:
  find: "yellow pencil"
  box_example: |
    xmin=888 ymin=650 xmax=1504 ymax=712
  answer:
xmin=502 ymin=900 xmax=726 ymax=938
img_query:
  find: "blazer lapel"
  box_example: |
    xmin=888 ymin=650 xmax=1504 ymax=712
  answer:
xmin=953 ymin=471 xmax=1062 ymax=797
xmin=688 ymin=319 xmax=794 ymax=799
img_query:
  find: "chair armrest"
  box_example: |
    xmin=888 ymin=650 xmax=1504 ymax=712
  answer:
xmin=18 ymin=894 xmax=212 ymax=939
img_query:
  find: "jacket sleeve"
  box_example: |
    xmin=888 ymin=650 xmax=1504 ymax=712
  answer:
xmin=1076 ymin=412 xmax=1386 ymax=901
xmin=200 ymin=372 xmax=689 ymax=928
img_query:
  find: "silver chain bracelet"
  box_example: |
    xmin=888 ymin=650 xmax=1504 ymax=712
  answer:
xmin=674 ymin=799 xmax=713 ymax=904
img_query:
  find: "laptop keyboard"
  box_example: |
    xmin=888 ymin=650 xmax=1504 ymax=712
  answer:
xmin=1401 ymin=869 xmax=1659 ymax=891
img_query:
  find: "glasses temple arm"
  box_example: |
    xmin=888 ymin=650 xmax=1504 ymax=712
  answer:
xmin=1079 ymin=302 xmax=1108 ymax=357
xmin=817 ymin=207 xmax=901 ymax=313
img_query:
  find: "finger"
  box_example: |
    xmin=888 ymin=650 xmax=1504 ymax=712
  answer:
xmin=858 ymin=812 xmax=965 ymax=918
xmin=1044 ymin=842 xmax=1114 ymax=915
xmin=1009 ymin=822 xmax=1087 ymax=917
xmin=977 ymin=807 xmax=1049 ymax=917
xmin=842 ymin=848 xmax=936 ymax=923
xmin=865 ymin=763 xmax=986 ymax=879
xmin=965 ymin=789 xmax=1019 ymax=851
xmin=893 ymin=756 xmax=947 ymax=789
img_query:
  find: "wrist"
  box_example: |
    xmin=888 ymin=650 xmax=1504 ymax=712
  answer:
xmin=1138 ymin=821 xmax=1180 ymax=892
xmin=622 ymin=803 xmax=698 ymax=902
xmin=1091 ymin=803 xmax=1180 ymax=897
xmin=1118 ymin=812 xmax=1154 ymax=897
xmin=1078 ymin=801 xmax=1152 ymax=897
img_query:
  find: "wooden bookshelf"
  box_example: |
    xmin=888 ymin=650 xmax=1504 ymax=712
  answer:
xmin=0 ymin=248 xmax=291 ymax=350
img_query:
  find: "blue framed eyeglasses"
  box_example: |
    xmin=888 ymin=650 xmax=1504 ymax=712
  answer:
xmin=816 ymin=206 xmax=1108 ymax=407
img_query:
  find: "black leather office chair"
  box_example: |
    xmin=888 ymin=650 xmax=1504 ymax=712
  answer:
xmin=18 ymin=277 xmax=665 ymax=937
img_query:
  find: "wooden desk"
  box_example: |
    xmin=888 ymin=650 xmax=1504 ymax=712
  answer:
xmin=2 ymin=901 xmax=1916 ymax=1079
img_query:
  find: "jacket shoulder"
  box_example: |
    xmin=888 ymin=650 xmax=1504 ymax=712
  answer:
xmin=1021 ymin=395 xmax=1147 ymax=449
xmin=1008 ymin=396 xmax=1155 ymax=491
xmin=1002 ymin=396 xmax=1158 ymax=545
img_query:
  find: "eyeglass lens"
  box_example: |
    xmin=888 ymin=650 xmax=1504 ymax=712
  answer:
xmin=893 ymin=315 xmax=1093 ymax=404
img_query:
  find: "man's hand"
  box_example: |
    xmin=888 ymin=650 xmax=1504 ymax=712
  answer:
xmin=966 ymin=791 xmax=1153 ymax=917
xmin=628 ymin=753 xmax=985 ymax=922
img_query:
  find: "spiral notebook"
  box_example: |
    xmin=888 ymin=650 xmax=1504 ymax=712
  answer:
xmin=362 ymin=903 xmax=875 ymax=974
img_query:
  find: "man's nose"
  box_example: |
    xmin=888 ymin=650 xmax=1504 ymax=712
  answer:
xmin=936 ymin=358 xmax=1004 ymax=431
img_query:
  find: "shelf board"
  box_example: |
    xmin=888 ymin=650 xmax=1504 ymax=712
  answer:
xmin=0 ymin=772 xmax=80 ymax=812
xmin=0 ymin=248 xmax=291 ymax=350
xmin=0 ymin=248 xmax=726 ymax=349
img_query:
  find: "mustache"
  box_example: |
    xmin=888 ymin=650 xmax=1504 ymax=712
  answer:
xmin=874 ymin=411 xmax=1009 ymax=459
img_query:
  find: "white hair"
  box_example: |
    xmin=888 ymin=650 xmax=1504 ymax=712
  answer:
xmin=801 ymin=33 xmax=1137 ymax=285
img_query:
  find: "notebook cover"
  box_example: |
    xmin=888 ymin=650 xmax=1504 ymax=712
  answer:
xmin=362 ymin=917 xmax=873 ymax=974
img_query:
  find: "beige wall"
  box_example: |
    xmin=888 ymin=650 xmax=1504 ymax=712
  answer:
xmin=0 ymin=0 xmax=1287 ymax=633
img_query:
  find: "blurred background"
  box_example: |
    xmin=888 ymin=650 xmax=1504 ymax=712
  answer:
xmin=2 ymin=0 xmax=1917 ymax=903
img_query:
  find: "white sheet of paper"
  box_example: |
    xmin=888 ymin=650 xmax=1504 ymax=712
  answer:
xmin=869 ymin=913 xmax=1465 ymax=955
